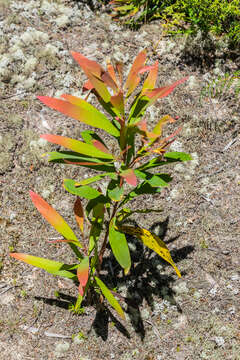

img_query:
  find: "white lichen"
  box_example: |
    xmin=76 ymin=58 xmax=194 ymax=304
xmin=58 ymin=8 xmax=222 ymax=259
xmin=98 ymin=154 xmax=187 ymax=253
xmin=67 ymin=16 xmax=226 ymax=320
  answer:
xmin=55 ymin=14 xmax=70 ymax=28
xmin=23 ymin=56 xmax=37 ymax=74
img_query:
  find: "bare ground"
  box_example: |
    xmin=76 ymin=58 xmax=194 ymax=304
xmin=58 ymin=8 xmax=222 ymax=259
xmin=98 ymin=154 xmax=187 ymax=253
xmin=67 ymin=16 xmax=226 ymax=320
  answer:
xmin=0 ymin=1 xmax=240 ymax=359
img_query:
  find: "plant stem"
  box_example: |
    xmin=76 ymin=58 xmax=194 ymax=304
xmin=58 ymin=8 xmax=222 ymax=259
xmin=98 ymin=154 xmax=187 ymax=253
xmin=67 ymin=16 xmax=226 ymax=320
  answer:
xmin=98 ymin=201 xmax=119 ymax=269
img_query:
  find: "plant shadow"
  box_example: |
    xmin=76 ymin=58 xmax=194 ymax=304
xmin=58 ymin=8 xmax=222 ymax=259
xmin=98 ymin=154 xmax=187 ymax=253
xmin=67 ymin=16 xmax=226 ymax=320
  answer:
xmin=33 ymin=217 xmax=194 ymax=341
xmin=99 ymin=216 xmax=194 ymax=341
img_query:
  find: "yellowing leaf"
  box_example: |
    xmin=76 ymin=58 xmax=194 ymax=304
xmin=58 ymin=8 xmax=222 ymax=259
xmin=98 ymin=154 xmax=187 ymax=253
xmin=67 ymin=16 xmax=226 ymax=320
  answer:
xmin=118 ymin=225 xmax=181 ymax=277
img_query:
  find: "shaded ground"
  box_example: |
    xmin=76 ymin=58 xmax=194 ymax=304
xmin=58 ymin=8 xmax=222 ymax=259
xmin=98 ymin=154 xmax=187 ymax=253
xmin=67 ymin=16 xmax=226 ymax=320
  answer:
xmin=0 ymin=1 xmax=240 ymax=359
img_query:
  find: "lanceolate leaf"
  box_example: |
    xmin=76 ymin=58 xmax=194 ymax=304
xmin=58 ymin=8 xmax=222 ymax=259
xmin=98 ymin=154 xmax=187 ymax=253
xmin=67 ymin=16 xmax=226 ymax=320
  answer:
xmin=143 ymin=77 xmax=188 ymax=105
xmin=92 ymin=140 xmax=110 ymax=155
xmin=77 ymin=256 xmax=89 ymax=296
xmin=75 ymin=172 xmax=115 ymax=186
xmin=141 ymin=60 xmax=158 ymax=92
xmin=46 ymin=151 xmax=116 ymax=172
xmin=125 ymin=50 xmax=147 ymax=97
xmin=95 ymin=277 xmax=125 ymax=320
xmin=137 ymin=152 xmax=192 ymax=171
xmin=128 ymin=78 xmax=188 ymax=125
xmin=118 ymin=226 xmax=181 ymax=278
xmin=110 ymin=91 xmax=124 ymax=115
xmin=134 ymin=170 xmax=172 ymax=187
xmin=109 ymin=217 xmax=131 ymax=274
xmin=29 ymin=191 xmax=82 ymax=246
xmin=63 ymin=179 xmax=101 ymax=199
xmin=37 ymin=96 xmax=120 ymax=137
xmin=71 ymin=51 xmax=111 ymax=102
xmin=10 ymin=253 xmax=78 ymax=280
xmin=40 ymin=134 xmax=114 ymax=160
xmin=164 ymin=152 xmax=192 ymax=161
xmin=74 ymin=197 xmax=84 ymax=234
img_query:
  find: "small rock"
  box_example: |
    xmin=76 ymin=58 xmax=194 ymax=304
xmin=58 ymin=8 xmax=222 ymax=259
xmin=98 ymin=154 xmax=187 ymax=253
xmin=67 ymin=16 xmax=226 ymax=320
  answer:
xmin=214 ymin=336 xmax=225 ymax=347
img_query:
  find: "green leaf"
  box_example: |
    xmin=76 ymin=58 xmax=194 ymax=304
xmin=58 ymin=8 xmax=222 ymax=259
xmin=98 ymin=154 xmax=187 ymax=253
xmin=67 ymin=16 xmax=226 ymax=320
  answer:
xmin=63 ymin=179 xmax=101 ymax=199
xmin=85 ymin=195 xmax=109 ymax=219
xmin=46 ymin=151 xmax=116 ymax=172
xmin=81 ymin=130 xmax=107 ymax=148
xmin=95 ymin=277 xmax=125 ymax=320
xmin=10 ymin=253 xmax=78 ymax=280
xmin=164 ymin=152 xmax=192 ymax=161
xmin=134 ymin=170 xmax=172 ymax=187
xmin=120 ymin=182 xmax=162 ymax=206
xmin=128 ymin=95 xmax=151 ymax=125
xmin=117 ymin=207 xmax=163 ymax=222
xmin=88 ymin=202 xmax=105 ymax=254
xmin=108 ymin=185 xmax=124 ymax=202
xmin=74 ymin=172 xmax=116 ymax=186
xmin=109 ymin=217 xmax=131 ymax=274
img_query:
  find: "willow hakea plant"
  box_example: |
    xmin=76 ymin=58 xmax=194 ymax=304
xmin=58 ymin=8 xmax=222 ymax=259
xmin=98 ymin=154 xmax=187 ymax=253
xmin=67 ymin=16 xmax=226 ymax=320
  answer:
xmin=10 ymin=50 xmax=191 ymax=319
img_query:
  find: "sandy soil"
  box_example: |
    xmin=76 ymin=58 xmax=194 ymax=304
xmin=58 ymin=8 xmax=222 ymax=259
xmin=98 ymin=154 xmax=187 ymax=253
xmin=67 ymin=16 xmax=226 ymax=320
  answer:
xmin=0 ymin=1 xmax=240 ymax=359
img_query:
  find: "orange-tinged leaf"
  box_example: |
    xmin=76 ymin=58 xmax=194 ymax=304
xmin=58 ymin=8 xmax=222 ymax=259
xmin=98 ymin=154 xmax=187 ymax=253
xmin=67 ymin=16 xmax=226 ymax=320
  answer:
xmin=118 ymin=225 xmax=181 ymax=277
xmin=82 ymin=79 xmax=94 ymax=91
xmin=40 ymin=134 xmax=114 ymax=159
xmin=116 ymin=62 xmax=123 ymax=88
xmin=120 ymin=169 xmax=137 ymax=186
xmin=141 ymin=61 xmax=158 ymax=92
xmin=92 ymin=140 xmax=110 ymax=155
xmin=77 ymin=256 xmax=89 ymax=287
xmin=101 ymin=71 xmax=118 ymax=93
xmin=107 ymin=61 xmax=118 ymax=84
xmin=71 ymin=51 xmax=103 ymax=78
xmin=74 ymin=197 xmax=84 ymax=234
xmin=64 ymin=160 xmax=106 ymax=166
xmin=71 ymin=51 xmax=111 ymax=102
xmin=37 ymin=96 xmax=119 ymax=137
xmin=110 ymin=91 xmax=124 ymax=115
xmin=125 ymin=50 xmax=147 ymax=97
xmin=29 ymin=190 xmax=81 ymax=245
xmin=144 ymin=77 xmax=188 ymax=103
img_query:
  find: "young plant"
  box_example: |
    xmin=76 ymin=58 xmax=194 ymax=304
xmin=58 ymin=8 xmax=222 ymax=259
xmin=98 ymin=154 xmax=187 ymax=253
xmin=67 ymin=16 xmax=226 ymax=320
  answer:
xmin=10 ymin=50 xmax=191 ymax=320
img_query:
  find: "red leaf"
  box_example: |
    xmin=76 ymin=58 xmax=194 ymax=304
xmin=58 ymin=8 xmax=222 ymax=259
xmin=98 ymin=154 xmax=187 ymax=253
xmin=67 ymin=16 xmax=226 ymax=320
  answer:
xmin=77 ymin=257 xmax=89 ymax=292
xmin=74 ymin=197 xmax=84 ymax=234
xmin=121 ymin=169 xmax=137 ymax=186
xmin=144 ymin=77 xmax=188 ymax=102
xmin=92 ymin=140 xmax=110 ymax=154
